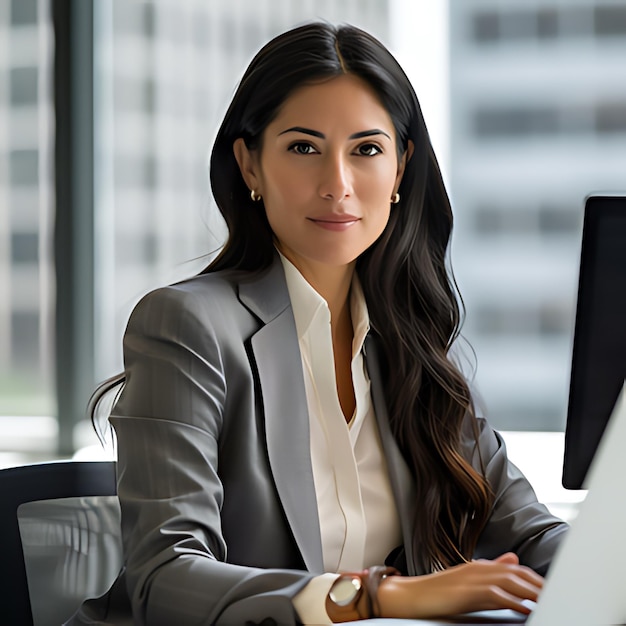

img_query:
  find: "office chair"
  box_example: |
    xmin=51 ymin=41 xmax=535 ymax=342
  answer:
xmin=0 ymin=461 xmax=122 ymax=626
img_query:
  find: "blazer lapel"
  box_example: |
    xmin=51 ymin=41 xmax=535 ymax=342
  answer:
xmin=239 ymin=260 xmax=324 ymax=573
xmin=365 ymin=335 xmax=418 ymax=575
xmin=238 ymin=260 xmax=417 ymax=575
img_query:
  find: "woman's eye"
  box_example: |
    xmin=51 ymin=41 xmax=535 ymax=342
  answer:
xmin=357 ymin=143 xmax=382 ymax=156
xmin=289 ymin=142 xmax=317 ymax=155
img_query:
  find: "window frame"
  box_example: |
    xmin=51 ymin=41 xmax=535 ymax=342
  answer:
xmin=52 ymin=0 xmax=96 ymax=454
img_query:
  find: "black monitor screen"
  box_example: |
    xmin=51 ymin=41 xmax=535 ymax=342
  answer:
xmin=562 ymin=195 xmax=626 ymax=490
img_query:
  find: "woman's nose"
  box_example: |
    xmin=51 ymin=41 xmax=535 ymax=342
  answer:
xmin=318 ymin=154 xmax=353 ymax=202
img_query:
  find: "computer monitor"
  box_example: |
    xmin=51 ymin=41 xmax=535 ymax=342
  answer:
xmin=562 ymin=194 xmax=626 ymax=490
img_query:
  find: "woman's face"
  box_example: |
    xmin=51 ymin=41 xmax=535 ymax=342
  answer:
xmin=234 ymin=74 xmax=410 ymax=278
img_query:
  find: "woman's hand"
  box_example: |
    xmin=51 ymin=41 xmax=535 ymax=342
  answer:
xmin=376 ymin=553 xmax=543 ymax=620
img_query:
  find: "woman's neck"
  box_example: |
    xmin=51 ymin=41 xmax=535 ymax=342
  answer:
xmin=277 ymin=247 xmax=355 ymax=331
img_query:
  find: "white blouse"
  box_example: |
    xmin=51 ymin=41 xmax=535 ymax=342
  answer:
xmin=279 ymin=254 xmax=402 ymax=623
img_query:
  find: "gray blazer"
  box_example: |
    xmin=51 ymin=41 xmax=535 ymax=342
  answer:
xmin=71 ymin=256 xmax=567 ymax=626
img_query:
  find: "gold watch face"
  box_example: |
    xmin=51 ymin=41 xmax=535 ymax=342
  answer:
xmin=329 ymin=576 xmax=362 ymax=607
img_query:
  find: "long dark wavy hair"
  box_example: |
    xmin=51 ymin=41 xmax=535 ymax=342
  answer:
xmin=207 ymin=22 xmax=493 ymax=572
xmin=92 ymin=21 xmax=493 ymax=573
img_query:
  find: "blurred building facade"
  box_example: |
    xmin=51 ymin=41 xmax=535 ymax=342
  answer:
xmin=448 ymin=0 xmax=626 ymax=430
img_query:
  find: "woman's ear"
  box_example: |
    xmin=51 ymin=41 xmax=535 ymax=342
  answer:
xmin=233 ymin=138 xmax=261 ymax=193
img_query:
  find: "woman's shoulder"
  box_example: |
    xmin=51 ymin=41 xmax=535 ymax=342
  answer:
xmin=143 ymin=269 xmax=247 ymax=303
xmin=128 ymin=269 xmax=257 ymax=331
xmin=459 ymin=409 xmax=503 ymax=467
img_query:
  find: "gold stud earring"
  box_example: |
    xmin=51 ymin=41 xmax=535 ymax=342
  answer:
xmin=250 ymin=189 xmax=262 ymax=202
xmin=391 ymin=193 xmax=400 ymax=204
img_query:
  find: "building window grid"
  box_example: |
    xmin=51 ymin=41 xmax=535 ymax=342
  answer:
xmin=472 ymin=203 xmax=583 ymax=237
xmin=473 ymin=102 xmax=626 ymax=139
xmin=471 ymin=4 xmax=626 ymax=43
xmin=471 ymin=301 xmax=574 ymax=337
xmin=450 ymin=0 xmax=626 ymax=429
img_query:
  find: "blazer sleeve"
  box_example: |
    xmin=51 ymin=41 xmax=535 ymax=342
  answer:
xmin=465 ymin=416 xmax=569 ymax=575
xmin=108 ymin=285 xmax=314 ymax=626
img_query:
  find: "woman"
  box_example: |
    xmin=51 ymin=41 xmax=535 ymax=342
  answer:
xmin=72 ymin=22 xmax=567 ymax=626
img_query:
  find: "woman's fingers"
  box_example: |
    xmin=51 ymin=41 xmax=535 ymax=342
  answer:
xmin=493 ymin=552 xmax=520 ymax=565
xmin=476 ymin=568 xmax=542 ymax=606
xmin=474 ymin=555 xmax=544 ymax=594
xmin=465 ymin=559 xmax=544 ymax=599
xmin=473 ymin=584 xmax=536 ymax=615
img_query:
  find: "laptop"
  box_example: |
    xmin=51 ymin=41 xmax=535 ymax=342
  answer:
xmin=526 ymin=385 xmax=626 ymax=626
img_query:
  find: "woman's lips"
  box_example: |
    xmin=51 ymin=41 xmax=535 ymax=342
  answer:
xmin=307 ymin=214 xmax=360 ymax=231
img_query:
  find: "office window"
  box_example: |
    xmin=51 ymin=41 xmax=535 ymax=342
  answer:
xmin=472 ymin=203 xmax=582 ymax=237
xmin=10 ymin=0 xmax=37 ymax=26
xmin=113 ymin=76 xmax=156 ymax=112
xmin=595 ymin=5 xmax=626 ymax=36
xmin=10 ymin=232 xmax=39 ymax=264
xmin=473 ymin=205 xmax=535 ymax=235
xmin=499 ymin=9 xmax=536 ymax=40
xmin=9 ymin=149 xmax=39 ymax=186
xmin=474 ymin=106 xmax=559 ymax=138
xmin=473 ymin=102 xmax=626 ymax=139
xmin=10 ymin=311 xmax=40 ymax=371
xmin=115 ymin=231 xmax=159 ymax=266
xmin=538 ymin=205 xmax=582 ymax=235
xmin=472 ymin=302 xmax=571 ymax=338
xmin=559 ymin=7 xmax=592 ymax=38
xmin=473 ymin=305 xmax=539 ymax=336
xmin=142 ymin=2 xmax=156 ymax=38
xmin=472 ymin=11 xmax=499 ymax=42
xmin=538 ymin=302 xmax=570 ymax=336
xmin=536 ymin=8 xmax=558 ymax=39
xmin=468 ymin=5 xmax=626 ymax=44
xmin=10 ymin=67 xmax=38 ymax=106
xmin=596 ymin=102 xmax=626 ymax=134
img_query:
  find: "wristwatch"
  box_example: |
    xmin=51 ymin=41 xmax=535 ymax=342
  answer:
xmin=325 ymin=566 xmax=399 ymax=623
xmin=326 ymin=574 xmax=367 ymax=622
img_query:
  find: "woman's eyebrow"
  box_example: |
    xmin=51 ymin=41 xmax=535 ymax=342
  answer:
xmin=278 ymin=126 xmax=324 ymax=138
xmin=350 ymin=129 xmax=391 ymax=140
xmin=278 ymin=126 xmax=391 ymax=140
